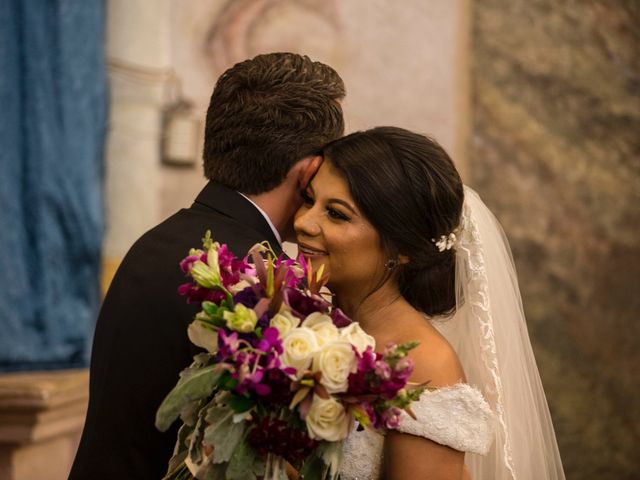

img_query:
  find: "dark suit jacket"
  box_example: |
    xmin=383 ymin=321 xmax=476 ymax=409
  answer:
xmin=69 ymin=182 xmax=282 ymax=479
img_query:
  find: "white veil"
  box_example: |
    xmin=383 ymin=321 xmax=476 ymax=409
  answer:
xmin=433 ymin=186 xmax=565 ymax=480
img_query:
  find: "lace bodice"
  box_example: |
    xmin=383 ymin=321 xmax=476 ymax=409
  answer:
xmin=340 ymin=383 xmax=495 ymax=480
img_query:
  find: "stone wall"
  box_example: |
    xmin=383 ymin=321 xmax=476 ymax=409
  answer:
xmin=470 ymin=1 xmax=640 ymax=478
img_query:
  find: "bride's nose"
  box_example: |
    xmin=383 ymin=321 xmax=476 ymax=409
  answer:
xmin=294 ymin=209 xmax=321 ymax=237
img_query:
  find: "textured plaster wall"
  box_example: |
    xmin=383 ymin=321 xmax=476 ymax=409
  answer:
xmin=161 ymin=0 xmax=470 ymax=217
xmin=470 ymin=1 xmax=640 ymax=478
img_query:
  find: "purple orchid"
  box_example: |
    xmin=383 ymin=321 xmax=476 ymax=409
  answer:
xmin=233 ymin=285 xmax=262 ymax=308
xmin=218 ymin=329 xmax=241 ymax=359
xmin=254 ymin=327 xmax=283 ymax=355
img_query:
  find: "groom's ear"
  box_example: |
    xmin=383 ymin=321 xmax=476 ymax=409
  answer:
xmin=298 ymin=155 xmax=323 ymax=189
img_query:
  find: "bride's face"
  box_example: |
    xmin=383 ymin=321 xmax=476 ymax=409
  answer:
xmin=294 ymin=160 xmax=387 ymax=292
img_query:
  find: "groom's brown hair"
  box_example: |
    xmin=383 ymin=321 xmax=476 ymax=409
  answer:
xmin=203 ymin=52 xmax=345 ymax=194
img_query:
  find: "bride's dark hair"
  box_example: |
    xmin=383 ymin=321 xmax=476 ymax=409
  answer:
xmin=322 ymin=127 xmax=464 ymax=316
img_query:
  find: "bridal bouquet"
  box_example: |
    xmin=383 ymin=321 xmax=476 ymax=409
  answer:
xmin=156 ymin=231 xmax=425 ymax=480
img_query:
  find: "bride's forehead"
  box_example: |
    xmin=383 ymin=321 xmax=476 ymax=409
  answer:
xmin=309 ymin=161 xmax=349 ymax=193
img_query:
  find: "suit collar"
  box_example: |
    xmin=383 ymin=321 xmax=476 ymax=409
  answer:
xmin=193 ymin=181 xmax=282 ymax=252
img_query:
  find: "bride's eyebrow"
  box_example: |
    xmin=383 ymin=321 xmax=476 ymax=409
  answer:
xmin=327 ymin=198 xmax=358 ymax=215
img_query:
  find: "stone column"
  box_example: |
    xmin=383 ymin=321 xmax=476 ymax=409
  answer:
xmin=0 ymin=370 xmax=89 ymax=480
xmin=102 ymin=0 xmax=173 ymax=289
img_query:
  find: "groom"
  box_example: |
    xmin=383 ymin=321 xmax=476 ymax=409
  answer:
xmin=70 ymin=53 xmax=345 ymax=479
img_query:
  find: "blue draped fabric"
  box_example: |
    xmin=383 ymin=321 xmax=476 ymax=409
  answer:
xmin=0 ymin=0 xmax=107 ymax=371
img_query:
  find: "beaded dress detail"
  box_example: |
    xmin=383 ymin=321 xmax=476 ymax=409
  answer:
xmin=340 ymin=383 xmax=494 ymax=479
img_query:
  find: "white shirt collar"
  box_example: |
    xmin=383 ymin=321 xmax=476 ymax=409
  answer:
xmin=237 ymin=192 xmax=282 ymax=246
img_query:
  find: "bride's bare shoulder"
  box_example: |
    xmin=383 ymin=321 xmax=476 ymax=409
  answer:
xmin=392 ymin=311 xmax=465 ymax=388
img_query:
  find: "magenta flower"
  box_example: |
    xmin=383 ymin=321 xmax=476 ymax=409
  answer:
xmin=246 ymin=416 xmax=318 ymax=464
xmin=255 ymin=327 xmax=282 ymax=355
xmin=361 ymin=401 xmax=378 ymax=426
xmin=217 ymin=245 xmax=251 ymax=288
xmin=259 ymin=368 xmax=294 ymax=405
xmin=179 ymin=252 xmax=205 ymax=274
xmin=218 ymin=329 xmax=241 ymax=359
xmin=380 ymin=406 xmax=402 ymax=429
xmin=224 ymin=246 xmax=251 ymax=272
xmin=331 ymin=307 xmax=352 ymax=328
xmin=274 ymin=256 xmax=305 ymax=288
xmin=177 ymin=283 xmax=225 ymax=304
xmin=347 ymin=347 xmax=379 ymax=395
xmin=374 ymin=360 xmax=392 ymax=380
xmin=235 ymin=366 xmax=271 ymax=396
xmin=392 ymin=356 xmax=413 ymax=381
xmin=282 ymin=287 xmax=330 ymax=319
xmin=378 ymin=377 xmax=406 ymax=399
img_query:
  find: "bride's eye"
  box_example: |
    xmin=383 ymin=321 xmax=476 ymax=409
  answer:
xmin=327 ymin=207 xmax=349 ymax=221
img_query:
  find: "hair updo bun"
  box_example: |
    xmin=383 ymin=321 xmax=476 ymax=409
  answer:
xmin=323 ymin=127 xmax=464 ymax=317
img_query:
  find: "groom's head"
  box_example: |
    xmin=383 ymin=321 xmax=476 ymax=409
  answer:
xmin=203 ymin=53 xmax=345 ymax=195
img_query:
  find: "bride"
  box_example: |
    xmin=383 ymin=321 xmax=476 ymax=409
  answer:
xmin=293 ymin=127 xmax=565 ymax=479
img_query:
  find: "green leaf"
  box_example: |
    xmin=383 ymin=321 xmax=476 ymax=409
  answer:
xmin=225 ymin=440 xmax=262 ymax=480
xmin=201 ymin=403 xmax=246 ymax=464
xmin=202 ymin=301 xmax=220 ymax=316
xmin=299 ymin=455 xmax=327 ymax=480
xmin=192 ymin=352 xmax=214 ymax=367
xmin=217 ymin=371 xmax=239 ymax=391
xmin=204 ymin=405 xmax=233 ymax=427
xmin=210 ymin=420 xmax=246 ymax=463
xmin=155 ymin=364 xmax=222 ymax=432
xmin=228 ymin=393 xmax=256 ymax=413
xmin=318 ymin=441 xmax=343 ymax=479
xmin=188 ymin=407 xmax=209 ymax=466
xmin=162 ymin=449 xmax=188 ymax=480
xmin=201 ymin=462 xmax=227 ymax=480
xmin=179 ymin=398 xmax=205 ymax=427
xmin=198 ymin=304 xmax=227 ymax=328
xmin=173 ymin=423 xmax=193 ymax=456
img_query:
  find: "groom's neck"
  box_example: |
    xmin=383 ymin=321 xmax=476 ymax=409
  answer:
xmin=245 ymin=180 xmax=300 ymax=243
xmin=244 ymin=157 xmax=317 ymax=243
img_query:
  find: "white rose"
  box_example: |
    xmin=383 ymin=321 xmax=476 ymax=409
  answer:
xmin=281 ymin=327 xmax=319 ymax=375
xmin=269 ymin=310 xmax=301 ymax=337
xmin=306 ymin=395 xmax=352 ymax=441
xmin=312 ymin=340 xmax=356 ymax=393
xmin=302 ymin=312 xmax=339 ymax=346
xmin=339 ymin=322 xmax=376 ymax=354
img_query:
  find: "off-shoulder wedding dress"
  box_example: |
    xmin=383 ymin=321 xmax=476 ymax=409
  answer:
xmin=341 ymin=383 xmax=495 ymax=479
xmin=340 ymin=187 xmax=565 ymax=480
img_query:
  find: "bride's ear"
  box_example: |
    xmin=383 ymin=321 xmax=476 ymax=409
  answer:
xmin=298 ymin=155 xmax=323 ymax=188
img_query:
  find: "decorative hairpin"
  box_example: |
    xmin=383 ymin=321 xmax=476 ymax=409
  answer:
xmin=431 ymin=232 xmax=457 ymax=252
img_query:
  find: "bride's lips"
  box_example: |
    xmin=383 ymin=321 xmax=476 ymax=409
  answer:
xmin=298 ymin=242 xmax=328 ymax=258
